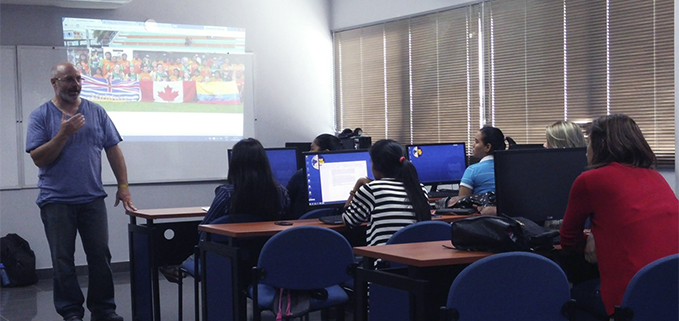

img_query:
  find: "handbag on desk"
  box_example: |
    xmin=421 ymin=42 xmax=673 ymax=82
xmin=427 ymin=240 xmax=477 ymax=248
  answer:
xmin=450 ymin=214 xmax=558 ymax=253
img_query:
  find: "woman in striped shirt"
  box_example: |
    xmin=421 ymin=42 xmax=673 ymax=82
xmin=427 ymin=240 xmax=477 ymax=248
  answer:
xmin=342 ymin=139 xmax=431 ymax=246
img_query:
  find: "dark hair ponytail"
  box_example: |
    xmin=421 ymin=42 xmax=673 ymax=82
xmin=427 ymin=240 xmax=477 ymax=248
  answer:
xmin=479 ymin=126 xmax=507 ymax=154
xmin=314 ymin=133 xmax=342 ymax=151
xmin=370 ymin=139 xmax=431 ymax=222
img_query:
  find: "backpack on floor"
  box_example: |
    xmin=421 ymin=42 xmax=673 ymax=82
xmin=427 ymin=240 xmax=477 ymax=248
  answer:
xmin=0 ymin=233 xmax=39 ymax=287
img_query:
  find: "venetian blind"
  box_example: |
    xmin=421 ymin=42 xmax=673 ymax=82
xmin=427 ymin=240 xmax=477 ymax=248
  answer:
xmin=333 ymin=0 xmax=674 ymax=165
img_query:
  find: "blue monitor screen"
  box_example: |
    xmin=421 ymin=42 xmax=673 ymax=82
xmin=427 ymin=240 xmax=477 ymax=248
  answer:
xmin=228 ymin=148 xmax=299 ymax=187
xmin=406 ymin=143 xmax=467 ymax=185
xmin=304 ymin=150 xmax=374 ymax=207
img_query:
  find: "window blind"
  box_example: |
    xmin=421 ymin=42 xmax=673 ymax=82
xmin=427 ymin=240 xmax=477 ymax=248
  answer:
xmin=333 ymin=0 xmax=674 ymax=165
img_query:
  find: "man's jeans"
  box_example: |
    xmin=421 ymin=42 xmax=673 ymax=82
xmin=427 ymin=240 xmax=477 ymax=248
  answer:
xmin=41 ymin=197 xmax=117 ymax=319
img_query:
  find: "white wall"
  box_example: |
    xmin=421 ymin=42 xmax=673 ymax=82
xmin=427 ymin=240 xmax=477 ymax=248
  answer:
xmin=0 ymin=0 xmax=335 ymax=269
xmin=331 ymin=0 xmax=475 ymax=30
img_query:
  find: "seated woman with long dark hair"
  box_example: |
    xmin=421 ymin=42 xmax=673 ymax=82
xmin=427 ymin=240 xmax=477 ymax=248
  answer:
xmin=560 ymin=114 xmax=678 ymax=319
xmin=202 ymin=137 xmax=290 ymax=225
xmin=342 ymin=139 xmax=431 ymax=247
xmin=161 ymin=138 xmax=290 ymax=280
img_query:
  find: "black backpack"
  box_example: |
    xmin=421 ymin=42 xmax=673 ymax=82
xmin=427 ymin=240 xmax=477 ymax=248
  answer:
xmin=0 ymin=233 xmax=39 ymax=287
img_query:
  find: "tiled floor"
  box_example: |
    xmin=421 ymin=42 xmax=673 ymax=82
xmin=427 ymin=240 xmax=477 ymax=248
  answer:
xmin=0 ymin=272 xmax=349 ymax=321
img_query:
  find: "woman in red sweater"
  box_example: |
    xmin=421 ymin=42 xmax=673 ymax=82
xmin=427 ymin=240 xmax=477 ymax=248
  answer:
xmin=560 ymin=114 xmax=679 ymax=318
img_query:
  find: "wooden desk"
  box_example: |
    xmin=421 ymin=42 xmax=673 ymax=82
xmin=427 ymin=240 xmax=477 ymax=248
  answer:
xmin=353 ymin=241 xmax=493 ymax=321
xmin=197 ymin=214 xmax=468 ymax=321
xmin=353 ymin=240 xmax=491 ymax=267
xmin=126 ymin=207 xmax=206 ymax=321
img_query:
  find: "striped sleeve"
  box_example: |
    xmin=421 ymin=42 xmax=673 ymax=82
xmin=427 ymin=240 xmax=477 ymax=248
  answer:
xmin=343 ymin=179 xmax=419 ymax=246
xmin=342 ymin=184 xmax=375 ymax=228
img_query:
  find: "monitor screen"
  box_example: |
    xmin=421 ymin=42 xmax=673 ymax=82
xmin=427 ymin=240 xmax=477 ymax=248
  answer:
xmin=406 ymin=143 xmax=467 ymax=185
xmin=227 ymin=148 xmax=299 ymax=186
xmin=509 ymin=144 xmax=545 ymax=150
xmin=494 ymin=147 xmax=587 ymax=223
xmin=285 ymin=142 xmax=312 ymax=170
xmin=304 ymin=150 xmax=374 ymax=207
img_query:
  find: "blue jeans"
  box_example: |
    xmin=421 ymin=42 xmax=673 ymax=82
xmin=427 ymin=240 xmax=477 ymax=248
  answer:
xmin=40 ymin=198 xmax=117 ymax=319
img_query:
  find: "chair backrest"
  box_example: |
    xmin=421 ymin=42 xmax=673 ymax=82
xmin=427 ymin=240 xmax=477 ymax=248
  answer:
xmin=369 ymin=221 xmax=451 ymax=321
xmin=444 ymin=251 xmax=570 ymax=321
xmin=298 ymin=207 xmax=340 ymax=220
xmin=387 ymin=220 xmax=451 ymax=245
xmin=616 ymin=253 xmax=679 ymax=321
xmin=257 ymin=226 xmax=354 ymax=290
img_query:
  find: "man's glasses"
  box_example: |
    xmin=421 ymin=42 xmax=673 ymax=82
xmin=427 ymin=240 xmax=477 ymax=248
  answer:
xmin=53 ymin=76 xmax=83 ymax=84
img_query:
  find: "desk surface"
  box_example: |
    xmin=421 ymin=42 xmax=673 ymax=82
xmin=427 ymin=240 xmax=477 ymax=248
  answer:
xmin=198 ymin=218 xmax=347 ymax=238
xmin=198 ymin=214 xmax=471 ymax=239
xmin=353 ymin=240 xmax=492 ymax=268
xmin=126 ymin=206 xmax=207 ymax=220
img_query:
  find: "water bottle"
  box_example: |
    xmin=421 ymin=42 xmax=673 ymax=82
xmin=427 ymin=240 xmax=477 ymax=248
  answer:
xmin=0 ymin=263 xmax=10 ymax=286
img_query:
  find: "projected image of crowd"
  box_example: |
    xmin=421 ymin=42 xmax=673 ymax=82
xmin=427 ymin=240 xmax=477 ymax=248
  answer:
xmin=69 ymin=49 xmax=244 ymax=90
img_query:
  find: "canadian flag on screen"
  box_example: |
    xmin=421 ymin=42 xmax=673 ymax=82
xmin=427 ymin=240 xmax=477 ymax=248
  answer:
xmin=140 ymin=81 xmax=197 ymax=103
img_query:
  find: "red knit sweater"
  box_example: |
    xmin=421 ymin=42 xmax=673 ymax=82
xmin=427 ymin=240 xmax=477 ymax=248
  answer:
xmin=560 ymin=162 xmax=679 ymax=315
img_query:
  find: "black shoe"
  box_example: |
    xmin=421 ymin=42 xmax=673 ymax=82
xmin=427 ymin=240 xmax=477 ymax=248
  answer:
xmin=64 ymin=316 xmax=83 ymax=321
xmin=159 ymin=265 xmax=186 ymax=283
xmin=92 ymin=312 xmax=124 ymax=321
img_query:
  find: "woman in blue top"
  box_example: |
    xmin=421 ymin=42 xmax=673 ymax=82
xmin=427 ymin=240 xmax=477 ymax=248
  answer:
xmin=447 ymin=126 xmax=510 ymax=210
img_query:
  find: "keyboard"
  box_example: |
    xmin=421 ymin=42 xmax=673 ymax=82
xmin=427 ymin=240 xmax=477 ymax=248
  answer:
xmin=318 ymin=215 xmax=344 ymax=225
xmin=435 ymin=208 xmax=477 ymax=215
xmin=428 ymin=189 xmax=459 ymax=199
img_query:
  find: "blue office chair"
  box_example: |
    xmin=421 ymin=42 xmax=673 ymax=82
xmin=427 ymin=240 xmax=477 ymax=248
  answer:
xmin=614 ymin=253 xmax=679 ymax=321
xmin=298 ymin=207 xmax=340 ymax=220
xmin=249 ymin=226 xmax=355 ymax=321
xmin=369 ymin=221 xmax=451 ymax=321
xmin=440 ymin=251 xmax=571 ymax=321
xmin=175 ymin=214 xmax=262 ymax=321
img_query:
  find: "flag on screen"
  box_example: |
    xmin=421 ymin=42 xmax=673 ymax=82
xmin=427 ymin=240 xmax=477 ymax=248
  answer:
xmin=196 ymin=81 xmax=241 ymax=104
xmin=140 ymin=81 xmax=197 ymax=103
xmin=80 ymin=75 xmax=141 ymax=102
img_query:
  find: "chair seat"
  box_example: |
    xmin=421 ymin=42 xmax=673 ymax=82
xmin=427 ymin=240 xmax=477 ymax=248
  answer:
xmin=249 ymin=284 xmax=349 ymax=311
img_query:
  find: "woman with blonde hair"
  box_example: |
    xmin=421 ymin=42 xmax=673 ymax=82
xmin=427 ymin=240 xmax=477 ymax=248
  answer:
xmin=545 ymin=120 xmax=586 ymax=148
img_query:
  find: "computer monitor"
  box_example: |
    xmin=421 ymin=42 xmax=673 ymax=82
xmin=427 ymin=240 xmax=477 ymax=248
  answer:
xmin=227 ymin=147 xmax=299 ymax=186
xmin=285 ymin=142 xmax=312 ymax=170
xmin=405 ymin=143 xmax=467 ymax=189
xmin=509 ymin=143 xmax=545 ymax=150
xmin=304 ymin=150 xmax=374 ymax=207
xmin=494 ymin=147 xmax=587 ymax=223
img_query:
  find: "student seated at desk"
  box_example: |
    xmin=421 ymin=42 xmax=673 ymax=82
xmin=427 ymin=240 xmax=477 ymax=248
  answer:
xmin=560 ymin=114 xmax=678 ymax=319
xmin=160 ymin=138 xmax=290 ymax=280
xmin=286 ymin=134 xmax=342 ymax=219
xmin=545 ymin=120 xmax=587 ymax=149
xmin=542 ymin=120 xmax=588 ymax=229
xmin=445 ymin=126 xmax=512 ymax=215
xmin=342 ymin=139 xmax=430 ymax=247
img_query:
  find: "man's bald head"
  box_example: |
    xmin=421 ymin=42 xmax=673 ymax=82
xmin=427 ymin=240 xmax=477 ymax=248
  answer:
xmin=51 ymin=62 xmax=78 ymax=79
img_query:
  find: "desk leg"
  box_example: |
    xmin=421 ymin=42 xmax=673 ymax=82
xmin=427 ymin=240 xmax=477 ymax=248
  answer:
xmin=408 ymin=267 xmax=426 ymax=321
xmin=354 ymin=258 xmax=374 ymax=321
xmin=148 ymin=220 xmax=161 ymax=321
xmin=200 ymin=241 xmax=245 ymax=321
xmin=129 ymin=222 xmax=154 ymax=321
